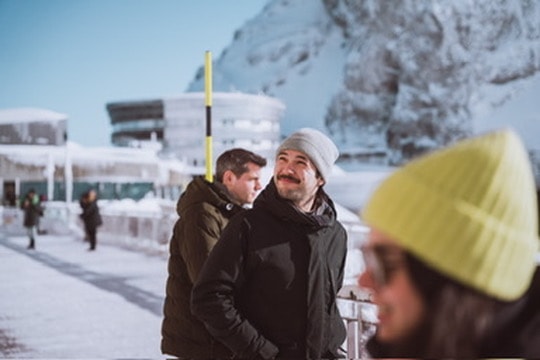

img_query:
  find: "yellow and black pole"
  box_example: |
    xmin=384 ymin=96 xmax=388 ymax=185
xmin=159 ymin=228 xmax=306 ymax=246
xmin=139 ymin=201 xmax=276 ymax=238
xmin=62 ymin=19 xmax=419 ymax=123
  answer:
xmin=204 ymin=50 xmax=213 ymax=182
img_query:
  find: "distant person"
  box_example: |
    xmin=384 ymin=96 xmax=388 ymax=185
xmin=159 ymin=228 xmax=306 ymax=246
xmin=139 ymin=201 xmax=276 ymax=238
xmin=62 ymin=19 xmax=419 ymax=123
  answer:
xmin=20 ymin=188 xmax=43 ymax=249
xmin=358 ymin=129 xmax=540 ymax=358
xmin=161 ymin=148 xmax=267 ymax=359
xmin=191 ymin=128 xmax=348 ymax=359
xmin=79 ymin=189 xmax=102 ymax=251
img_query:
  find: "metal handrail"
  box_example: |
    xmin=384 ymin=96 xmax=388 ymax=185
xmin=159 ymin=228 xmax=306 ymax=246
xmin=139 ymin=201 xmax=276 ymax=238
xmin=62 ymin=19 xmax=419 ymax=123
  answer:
xmin=337 ymin=294 xmax=377 ymax=359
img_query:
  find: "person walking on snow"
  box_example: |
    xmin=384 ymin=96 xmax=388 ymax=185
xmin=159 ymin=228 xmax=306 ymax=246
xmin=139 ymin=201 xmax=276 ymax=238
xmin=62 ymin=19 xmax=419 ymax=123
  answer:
xmin=79 ymin=189 xmax=102 ymax=251
xmin=21 ymin=188 xmax=43 ymax=250
xmin=358 ymin=129 xmax=540 ymax=358
xmin=161 ymin=148 xmax=267 ymax=359
xmin=191 ymin=128 xmax=348 ymax=359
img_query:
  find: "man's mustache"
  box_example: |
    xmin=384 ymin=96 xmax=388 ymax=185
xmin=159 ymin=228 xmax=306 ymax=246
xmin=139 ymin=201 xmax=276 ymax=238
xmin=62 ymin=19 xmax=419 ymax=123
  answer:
xmin=277 ymin=174 xmax=300 ymax=184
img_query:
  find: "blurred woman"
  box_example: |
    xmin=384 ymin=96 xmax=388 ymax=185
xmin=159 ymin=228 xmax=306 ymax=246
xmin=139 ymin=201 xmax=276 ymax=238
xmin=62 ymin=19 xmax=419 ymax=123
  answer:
xmin=358 ymin=129 xmax=540 ymax=358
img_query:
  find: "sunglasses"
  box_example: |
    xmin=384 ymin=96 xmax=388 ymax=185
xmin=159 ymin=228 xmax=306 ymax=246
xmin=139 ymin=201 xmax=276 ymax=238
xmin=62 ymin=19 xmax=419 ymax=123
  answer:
xmin=361 ymin=244 xmax=406 ymax=287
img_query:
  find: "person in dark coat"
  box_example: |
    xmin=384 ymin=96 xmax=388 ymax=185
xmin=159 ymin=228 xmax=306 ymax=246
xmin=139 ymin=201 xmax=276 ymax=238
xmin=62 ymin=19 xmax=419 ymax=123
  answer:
xmin=161 ymin=148 xmax=267 ymax=359
xmin=79 ymin=189 xmax=102 ymax=251
xmin=191 ymin=128 xmax=348 ymax=359
xmin=20 ymin=188 xmax=43 ymax=249
xmin=359 ymin=129 xmax=540 ymax=358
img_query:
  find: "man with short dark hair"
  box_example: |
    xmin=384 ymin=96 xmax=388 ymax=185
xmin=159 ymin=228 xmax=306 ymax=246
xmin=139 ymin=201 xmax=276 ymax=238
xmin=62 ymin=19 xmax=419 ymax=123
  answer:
xmin=161 ymin=148 xmax=267 ymax=359
xmin=191 ymin=128 xmax=348 ymax=359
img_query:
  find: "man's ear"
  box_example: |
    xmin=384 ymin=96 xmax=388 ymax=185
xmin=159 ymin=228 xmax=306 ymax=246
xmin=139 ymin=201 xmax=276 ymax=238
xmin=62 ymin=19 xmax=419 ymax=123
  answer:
xmin=222 ymin=169 xmax=235 ymax=185
xmin=316 ymin=172 xmax=325 ymax=187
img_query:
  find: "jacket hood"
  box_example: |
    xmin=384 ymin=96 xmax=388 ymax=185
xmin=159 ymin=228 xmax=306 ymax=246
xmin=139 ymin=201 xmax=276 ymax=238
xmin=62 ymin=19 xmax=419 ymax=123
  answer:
xmin=176 ymin=176 xmax=241 ymax=217
xmin=253 ymin=178 xmax=338 ymax=229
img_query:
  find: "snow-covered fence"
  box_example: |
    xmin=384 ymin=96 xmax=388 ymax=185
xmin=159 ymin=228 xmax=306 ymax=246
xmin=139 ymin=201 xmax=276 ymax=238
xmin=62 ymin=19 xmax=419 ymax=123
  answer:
xmin=0 ymin=206 xmax=25 ymax=235
xmin=0 ymin=202 xmax=76 ymax=235
xmin=0 ymin=200 xmax=176 ymax=255
xmin=99 ymin=212 xmax=175 ymax=255
xmin=95 ymin=198 xmax=177 ymax=256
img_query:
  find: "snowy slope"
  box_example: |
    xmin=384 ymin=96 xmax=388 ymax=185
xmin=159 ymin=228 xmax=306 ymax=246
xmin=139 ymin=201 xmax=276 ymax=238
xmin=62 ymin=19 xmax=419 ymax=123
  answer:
xmin=188 ymin=0 xmax=346 ymax=134
xmin=474 ymin=73 xmax=540 ymax=151
xmin=187 ymin=0 xmax=540 ymax=165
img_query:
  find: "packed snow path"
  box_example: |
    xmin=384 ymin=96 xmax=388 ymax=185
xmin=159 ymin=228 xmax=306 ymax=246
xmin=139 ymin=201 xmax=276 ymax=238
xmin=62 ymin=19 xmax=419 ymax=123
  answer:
xmin=1 ymin=237 xmax=163 ymax=317
xmin=0 ymin=232 xmax=166 ymax=358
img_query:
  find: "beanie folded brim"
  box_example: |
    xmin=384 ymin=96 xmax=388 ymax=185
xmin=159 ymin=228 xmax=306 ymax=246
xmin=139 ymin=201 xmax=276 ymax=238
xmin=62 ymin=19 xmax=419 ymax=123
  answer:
xmin=363 ymin=168 xmax=537 ymax=301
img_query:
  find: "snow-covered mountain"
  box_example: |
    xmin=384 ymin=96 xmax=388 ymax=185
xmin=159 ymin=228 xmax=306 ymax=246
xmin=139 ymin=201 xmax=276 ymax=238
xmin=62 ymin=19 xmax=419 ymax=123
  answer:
xmin=187 ymin=0 xmax=540 ymax=166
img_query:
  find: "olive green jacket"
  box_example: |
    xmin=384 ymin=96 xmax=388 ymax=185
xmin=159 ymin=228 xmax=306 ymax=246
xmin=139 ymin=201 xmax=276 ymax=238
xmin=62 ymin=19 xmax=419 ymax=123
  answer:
xmin=161 ymin=176 xmax=244 ymax=358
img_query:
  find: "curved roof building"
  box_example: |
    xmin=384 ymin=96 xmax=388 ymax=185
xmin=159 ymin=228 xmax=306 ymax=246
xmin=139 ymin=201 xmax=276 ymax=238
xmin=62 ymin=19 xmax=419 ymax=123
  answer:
xmin=163 ymin=92 xmax=285 ymax=167
xmin=107 ymin=92 xmax=285 ymax=168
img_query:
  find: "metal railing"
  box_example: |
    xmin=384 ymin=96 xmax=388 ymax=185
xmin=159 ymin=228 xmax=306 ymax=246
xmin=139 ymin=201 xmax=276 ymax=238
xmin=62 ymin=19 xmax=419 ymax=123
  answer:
xmin=337 ymin=296 xmax=377 ymax=359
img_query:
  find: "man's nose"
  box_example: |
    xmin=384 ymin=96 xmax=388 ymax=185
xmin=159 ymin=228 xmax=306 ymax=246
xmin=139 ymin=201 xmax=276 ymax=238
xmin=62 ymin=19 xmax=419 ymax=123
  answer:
xmin=282 ymin=162 xmax=296 ymax=174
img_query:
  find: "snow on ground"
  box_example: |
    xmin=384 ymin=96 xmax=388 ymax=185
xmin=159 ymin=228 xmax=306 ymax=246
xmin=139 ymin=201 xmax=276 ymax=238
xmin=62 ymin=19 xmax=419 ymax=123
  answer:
xmin=0 ymin=233 xmax=167 ymax=358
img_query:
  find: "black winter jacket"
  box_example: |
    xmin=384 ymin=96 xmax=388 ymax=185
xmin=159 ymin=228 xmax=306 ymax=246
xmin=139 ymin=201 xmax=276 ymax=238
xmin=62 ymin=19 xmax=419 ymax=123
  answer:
xmin=161 ymin=176 xmax=244 ymax=359
xmin=21 ymin=194 xmax=42 ymax=228
xmin=191 ymin=180 xmax=348 ymax=359
xmin=80 ymin=200 xmax=102 ymax=230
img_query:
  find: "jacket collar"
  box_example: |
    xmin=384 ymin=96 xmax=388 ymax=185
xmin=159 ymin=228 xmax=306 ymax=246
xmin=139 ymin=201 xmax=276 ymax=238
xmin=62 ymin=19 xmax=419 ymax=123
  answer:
xmin=177 ymin=176 xmax=243 ymax=216
xmin=253 ymin=178 xmax=337 ymax=229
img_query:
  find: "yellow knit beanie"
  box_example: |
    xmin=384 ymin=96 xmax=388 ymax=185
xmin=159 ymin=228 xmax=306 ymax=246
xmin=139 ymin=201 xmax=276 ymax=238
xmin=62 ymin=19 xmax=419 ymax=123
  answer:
xmin=362 ymin=129 xmax=539 ymax=301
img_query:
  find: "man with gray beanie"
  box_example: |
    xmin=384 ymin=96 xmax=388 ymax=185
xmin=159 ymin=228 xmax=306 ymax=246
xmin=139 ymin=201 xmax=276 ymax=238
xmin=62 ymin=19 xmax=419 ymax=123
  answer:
xmin=192 ymin=128 xmax=348 ymax=359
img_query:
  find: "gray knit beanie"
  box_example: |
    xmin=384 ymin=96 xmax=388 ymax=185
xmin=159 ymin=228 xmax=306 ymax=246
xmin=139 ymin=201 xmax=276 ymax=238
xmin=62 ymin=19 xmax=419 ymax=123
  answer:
xmin=277 ymin=128 xmax=339 ymax=181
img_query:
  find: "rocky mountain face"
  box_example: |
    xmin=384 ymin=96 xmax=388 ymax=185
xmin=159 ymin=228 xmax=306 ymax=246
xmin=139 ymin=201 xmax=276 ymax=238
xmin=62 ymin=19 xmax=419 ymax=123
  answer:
xmin=188 ymin=0 xmax=540 ymax=165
